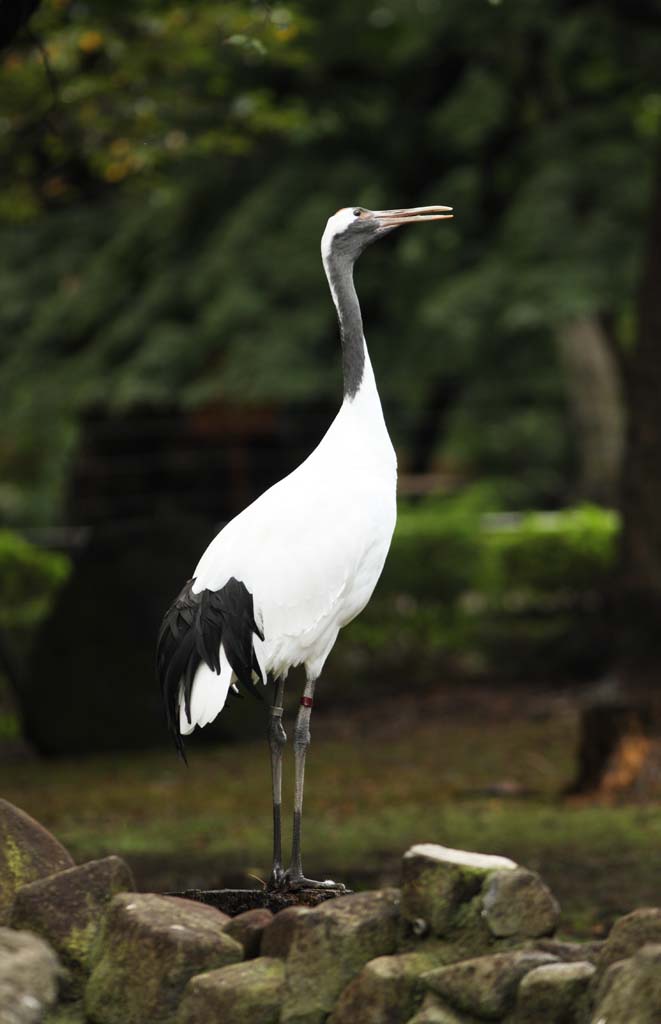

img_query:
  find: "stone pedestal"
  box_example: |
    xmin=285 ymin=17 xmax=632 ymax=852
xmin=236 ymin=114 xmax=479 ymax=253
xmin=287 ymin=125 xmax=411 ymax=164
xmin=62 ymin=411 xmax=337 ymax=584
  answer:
xmin=167 ymin=888 xmax=352 ymax=916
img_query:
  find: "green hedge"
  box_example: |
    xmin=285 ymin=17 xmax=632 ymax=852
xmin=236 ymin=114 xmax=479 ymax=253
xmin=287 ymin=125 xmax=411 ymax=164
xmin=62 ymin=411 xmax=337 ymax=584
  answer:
xmin=349 ymin=498 xmax=619 ymax=679
xmin=0 ymin=530 xmax=71 ymax=630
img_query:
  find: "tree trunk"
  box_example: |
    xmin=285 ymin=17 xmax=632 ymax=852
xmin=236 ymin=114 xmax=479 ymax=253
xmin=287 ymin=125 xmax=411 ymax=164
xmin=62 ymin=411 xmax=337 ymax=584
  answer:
xmin=555 ymin=316 xmax=625 ymax=506
xmin=571 ymin=145 xmax=661 ymax=797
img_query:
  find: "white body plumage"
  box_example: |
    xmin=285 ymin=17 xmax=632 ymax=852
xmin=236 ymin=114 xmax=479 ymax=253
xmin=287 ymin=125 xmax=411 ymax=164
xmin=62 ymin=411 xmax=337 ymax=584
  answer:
xmin=181 ymin=352 xmax=396 ymax=734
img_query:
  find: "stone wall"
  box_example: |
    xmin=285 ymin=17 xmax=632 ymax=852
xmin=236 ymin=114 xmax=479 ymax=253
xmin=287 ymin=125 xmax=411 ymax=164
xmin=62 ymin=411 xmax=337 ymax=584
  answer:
xmin=1 ymin=798 xmax=660 ymax=1024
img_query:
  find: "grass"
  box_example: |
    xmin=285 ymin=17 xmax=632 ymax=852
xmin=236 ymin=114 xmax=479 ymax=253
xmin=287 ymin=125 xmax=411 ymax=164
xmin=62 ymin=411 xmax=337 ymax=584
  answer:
xmin=3 ymin=684 xmax=660 ymax=939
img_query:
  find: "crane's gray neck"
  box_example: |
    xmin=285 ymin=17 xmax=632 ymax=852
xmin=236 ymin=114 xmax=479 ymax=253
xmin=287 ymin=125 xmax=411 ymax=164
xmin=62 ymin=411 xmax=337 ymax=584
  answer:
xmin=324 ymin=252 xmax=365 ymax=401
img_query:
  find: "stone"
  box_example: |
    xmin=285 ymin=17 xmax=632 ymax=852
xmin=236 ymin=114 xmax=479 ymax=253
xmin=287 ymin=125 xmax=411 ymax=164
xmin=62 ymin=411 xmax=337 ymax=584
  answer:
xmin=260 ymin=906 xmax=310 ymax=958
xmin=422 ymin=950 xmax=558 ymax=1020
xmin=329 ymin=952 xmax=437 ymax=1024
xmin=223 ymin=907 xmax=273 ymax=958
xmin=281 ymin=888 xmax=401 ymax=1024
xmin=176 ymin=957 xmax=285 ymax=1024
xmin=0 ymin=927 xmax=60 ymax=1024
xmin=0 ymin=798 xmax=74 ymax=925
xmin=11 ymin=856 xmax=134 ymax=996
xmin=405 ymin=993 xmax=481 ymax=1023
xmin=591 ymin=943 xmax=661 ymax=1024
xmin=482 ymin=868 xmax=559 ymax=939
xmin=597 ymin=907 xmax=661 ymax=972
xmin=534 ymin=937 xmax=604 ymax=964
xmin=511 ymin=960 xmax=595 ymax=1023
xmin=84 ymin=892 xmax=242 ymax=1024
xmin=401 ymin=845 xmax=516 ymax=937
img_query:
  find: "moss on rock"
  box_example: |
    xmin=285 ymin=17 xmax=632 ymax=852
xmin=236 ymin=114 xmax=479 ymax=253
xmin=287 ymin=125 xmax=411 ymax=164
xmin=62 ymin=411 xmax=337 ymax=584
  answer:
xmin=177 ymin=956 xmax=285 ymax=1024
xmin=596 ymin=908 xmax=661 ymax=974
xmin=591 ymin=943 xmax=661 ymax=1024
xmin=401 ymin=845 xmax=516 ymax=938
xmin=11 ymin=856 xmax=134 ymax=997
xmin=260 ymin=906 xmax=310 ymax=958
xmin=281 ymin=888 xmax=401 ymax=1024
xmin=482 ymin=868 xmax=559 ymax=939
xmin=329 ymin=952 xmax=439 ymax=1024
xmin=422 ymin=950 xmax=558 ymax=1020
xmin=0 ymin=798 xmax=74 ymax=925
xmin=510 ymin=960 xmax=595 ymax=1023
xmin=84 ymin=893 xmax=242 ymax=1024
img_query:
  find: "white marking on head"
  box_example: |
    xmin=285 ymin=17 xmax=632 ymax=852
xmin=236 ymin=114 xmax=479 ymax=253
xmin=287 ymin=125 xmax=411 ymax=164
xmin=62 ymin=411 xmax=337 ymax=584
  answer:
xmin=321 ymin=207 xmax=359 ymax=265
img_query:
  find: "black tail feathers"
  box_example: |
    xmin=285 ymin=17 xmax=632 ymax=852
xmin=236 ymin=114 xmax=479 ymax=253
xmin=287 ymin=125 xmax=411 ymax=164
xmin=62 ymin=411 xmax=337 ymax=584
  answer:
xmin=156 ymin=576 xmax=264 ymax=760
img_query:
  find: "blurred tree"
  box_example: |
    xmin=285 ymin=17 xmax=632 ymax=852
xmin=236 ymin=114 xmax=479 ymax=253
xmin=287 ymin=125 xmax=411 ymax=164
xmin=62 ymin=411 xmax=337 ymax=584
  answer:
xmin=2 ymin=0 xmax=655 ymax=524
xmin=0 ymin=0 xmax=41 ymax=50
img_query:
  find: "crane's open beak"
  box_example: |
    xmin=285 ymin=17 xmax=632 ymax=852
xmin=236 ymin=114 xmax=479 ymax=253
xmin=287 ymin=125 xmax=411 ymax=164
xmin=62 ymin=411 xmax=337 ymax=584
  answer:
xmin=373 ymin=205 xmax=453 ymax=228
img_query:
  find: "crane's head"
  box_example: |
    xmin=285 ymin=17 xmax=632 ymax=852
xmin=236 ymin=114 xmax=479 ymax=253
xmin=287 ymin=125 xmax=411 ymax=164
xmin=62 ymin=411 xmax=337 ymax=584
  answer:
xmin=321 ymin=204 xmax=453 ymax=266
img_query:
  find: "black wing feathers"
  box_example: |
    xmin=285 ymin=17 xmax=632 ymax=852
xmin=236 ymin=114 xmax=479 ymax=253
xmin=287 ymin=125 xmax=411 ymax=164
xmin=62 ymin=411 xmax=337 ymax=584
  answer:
xmin=156 ymin=576 xmax=264 ymax=759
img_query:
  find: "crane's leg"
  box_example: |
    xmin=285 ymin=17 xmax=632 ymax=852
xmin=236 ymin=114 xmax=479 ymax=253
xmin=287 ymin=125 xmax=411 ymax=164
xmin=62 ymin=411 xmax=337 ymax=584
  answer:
xmin=285 ymin=678 xmax=345 ymax=891
xmin=267 ymin=677 xmax=287 ymax=890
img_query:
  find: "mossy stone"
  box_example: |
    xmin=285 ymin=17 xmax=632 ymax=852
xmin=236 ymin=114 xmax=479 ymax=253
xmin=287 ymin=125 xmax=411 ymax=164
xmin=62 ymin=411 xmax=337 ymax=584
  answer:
xmin=422 ymin=950 xmax=558 ymax=1020
xmin=597 ymin=908 xmax=661 ymax=973
xmin=176 ymin=956 xmax=285 ymax=1024
xmin=591 ymin=943 xmax=661 ymax=1024
xmin=0 ymin=926 xmax=61 ymax=1022
xmin=401 ymin=845 xmax=516 ymax=938
xmin=405 ymin=992 xmax=482 ymax=1023
xmin=0 ymin=798 xmax=74 ymax=925
xmin=482 ymin=868 xmax=560 ymax=939
xmin=84 ymin=892 xmax=242 ymax=1024
xmin=223 ymin=907 xmax=273 ymax=958
xmin=260 ymin=906 xmax=310 ymax=958
xmin=329 ymin=952 xmax=438 ymax=1024
xmin=281 ymin=888 xmax=401 ymax=1024
xmin=511 ymin=960 xmax=595 ymax=1024
xmin=11 ymin=856 xmax=134 ymax=997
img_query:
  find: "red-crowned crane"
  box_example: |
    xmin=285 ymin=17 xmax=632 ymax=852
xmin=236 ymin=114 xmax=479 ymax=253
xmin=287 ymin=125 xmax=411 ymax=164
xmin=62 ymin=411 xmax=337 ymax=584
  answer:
xmin=157 ymin=204 xmax=453 ymax=891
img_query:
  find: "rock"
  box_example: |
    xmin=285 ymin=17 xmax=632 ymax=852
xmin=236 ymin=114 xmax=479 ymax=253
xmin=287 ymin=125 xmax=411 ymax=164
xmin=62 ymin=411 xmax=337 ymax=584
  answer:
xmin=0 ymin=799 xmax=74 ymax=925
xmin=329 ymin=952 xmax=437 ymax=1024
xmin=401 ymin=845 xmax=516 ymax=937
xmin=84 ymin=892 xmax=242 ymax=1024
xmin=404 ymin=993 xmax=481 ymax=1023
xmin=0 ymin=927 xmax=60 ymax=1024
xmin=223 ymin=908 xmax=273 ymax=958
xmin=281 ymin=888 xmax=401 ymax=1024
xmin=11 ymin=856 xmax=134 ymax=996
xmin=422 ymin=950 xmax=558 ymax=1020
xmin=482 ymin=868 xmax=559 ymax=939
xmin=597 ymin=907 xmax=661 ymax=972
xmin=591 ymin=943 xmax=661 ymax=1024
xmin=260 ymin=906 xmax=310 ymax=958
xmin=176 ymin=956 xmax=284 ymax=1024
xmin=511 ymin=960 xmax=595 ymax=1023
xmin=534 ymin=937 xmax=604 ymax=964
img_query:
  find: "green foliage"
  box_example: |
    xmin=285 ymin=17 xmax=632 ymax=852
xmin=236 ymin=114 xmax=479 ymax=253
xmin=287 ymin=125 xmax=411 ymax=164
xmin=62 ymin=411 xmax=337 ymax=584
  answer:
xmin=0 ymin=530 xmax=70 ymax=629
xmin=350 ymin=499 xmax=619 ymax=678
xmin=0 ymin=0 xmax=658 ymax=522
xmin=481 ymin=504 xmax=618 ymax=601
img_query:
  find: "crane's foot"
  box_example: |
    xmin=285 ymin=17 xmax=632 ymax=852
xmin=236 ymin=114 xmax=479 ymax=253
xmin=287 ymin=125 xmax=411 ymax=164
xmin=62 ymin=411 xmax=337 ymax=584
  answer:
xmin=281 ymin=872 xmax=346 ymax=892
xmin=266 ymin=865 xmax=287 ymax=891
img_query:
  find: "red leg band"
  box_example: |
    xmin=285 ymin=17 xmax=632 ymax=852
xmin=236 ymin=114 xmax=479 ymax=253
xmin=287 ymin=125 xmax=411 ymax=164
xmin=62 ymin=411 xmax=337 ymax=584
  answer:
xmin=300 ymin=696 xmax=314 ymax=708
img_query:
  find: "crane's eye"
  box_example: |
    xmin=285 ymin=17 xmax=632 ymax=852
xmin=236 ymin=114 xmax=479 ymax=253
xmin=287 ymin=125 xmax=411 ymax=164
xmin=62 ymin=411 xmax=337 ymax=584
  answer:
xmin=353 ymin=208 xmax=364 ymax=217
